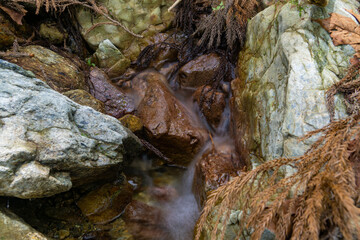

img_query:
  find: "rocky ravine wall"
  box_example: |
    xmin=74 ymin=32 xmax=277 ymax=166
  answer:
xmin=232 ymin=0 xmax=359 ymax=172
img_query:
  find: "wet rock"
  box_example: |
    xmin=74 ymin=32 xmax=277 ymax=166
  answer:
xmin=232 ymin=0 xmax=357 ymax=170
xmin=77 ymin=182 xmax=133 ymax=224
xmin=193 ymin=144 xmax=242 ymax=206
xmin=146 ymin=34 xmax=179 ymax=69
xmin=178 ymin=53 xmax=222 ymax=88
xmin=148 ymin=186 xmax=178 ymax=202
xmin=82 ymin=231 xmax=112 ymax=240
xmin=107 ymin=218 xmax=134 ymax=239
xmin=88 ymin=67 xmax=135 ymax=118
xmin=93 ymin=39 xmax=131 ymax=77
xmin=159 ymin=62 xmax=178 ymax=79
xmin=58 ymin=229 xmax=70 ymax=239
xmin=150 ymin=46 xmax=178 ymax=70
xmin=2 ymin=45 xmax=86 ymax=93
xmin=107 ymin=57 xmax=131 ymax=78
xmin=39 ymin=23 xmax=67 ymax=44
xmin=119 ymin=114 xmax=143 ymax=133
xmin=0 ymin=60 xmax=142 ymax=198
xmin=93 ymin=39 xmax=123 ymax=68
xmin=193 ymin=85 xmax=226 ymax=128
xmin=123 ymin=200 xmax=169 ymax=240
xmin=0 ymin=11 xmax=30 ymax=49
xmin=63 ymin=89 xmax=105 ymax=113
xmin=0 ymin=207 xmax=49 ymax=240
xmin=76 ymin=0 xmax=174 ymax=61
xmin=133 ymin=71 xmax=207 ymax=165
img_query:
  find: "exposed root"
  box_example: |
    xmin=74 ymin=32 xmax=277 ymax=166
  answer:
xmin=327 ymin=61 xmax=360 ymax=121
xmin=8 ymin=0 xmax=142 ymax=38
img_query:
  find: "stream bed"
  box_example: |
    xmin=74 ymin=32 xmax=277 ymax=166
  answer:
xmin=0 ymin=39 xmax=242 ymax=240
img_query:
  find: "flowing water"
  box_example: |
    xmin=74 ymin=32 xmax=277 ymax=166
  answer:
xmin=0 ymin=52 xmax=236 ymax=240
xmin=124 ymin=71 xmax=236 ymax=240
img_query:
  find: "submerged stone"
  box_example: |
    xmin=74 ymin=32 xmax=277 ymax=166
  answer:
xmin=77 ymin=182 xmax=133 ymax=224
xmin=0 ymin=207 xmax=49 ymax=240
xmin=193 ymin=85 xmax=226 ymax=129
xmin=193 ymin=144 xmax=242 ymax=207
xmin=123 ymin=200 xmax=169 ymax=240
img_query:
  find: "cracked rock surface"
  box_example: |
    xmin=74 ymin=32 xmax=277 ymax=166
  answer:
xmin=232 ymin=0 xmax=359 ymax=171
xmin=0 ymin=60 xmax=142 ymax=199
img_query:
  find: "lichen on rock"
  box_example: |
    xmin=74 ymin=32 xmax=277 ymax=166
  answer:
xmin=0 ymin=60 xmax=142 ymax=199
xmin=232 ymin=0 xmax=359 ymax=171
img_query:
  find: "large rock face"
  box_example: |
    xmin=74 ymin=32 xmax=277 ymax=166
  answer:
xmin=0 ymin=60 xmax=142 ymax=199
xmin=232 ymin=0 xmax=359 ymax=170
xmin=76 ymin=0 xmax=174 ymax=61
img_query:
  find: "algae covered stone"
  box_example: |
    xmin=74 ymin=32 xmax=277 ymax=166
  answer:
xmin=232 ymin=0 xmax=359 ymax=170
xmin=119 ymin=114 xmax=143 ymax=133
xmin=76 ymin=0 xmax=174 ymax=60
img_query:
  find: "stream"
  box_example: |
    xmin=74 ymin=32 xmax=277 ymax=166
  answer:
xmin=119 ymin=63 xmax=237 ymax=240
xmin=0 ymin=42 xmax=240 ymax=240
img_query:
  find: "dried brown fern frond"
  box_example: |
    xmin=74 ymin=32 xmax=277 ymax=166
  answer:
xmin=327 ymin=61 xmax=360 ymax=121
xmin=195 ymin=65 xmax=360 ymax=239
xmin=174 ymin=0 xmax=260 ymax=51
xmin=8 ymin=0 xmax=142 ymax=38
xmin=195 ymin=0 xmax=260 ymax=50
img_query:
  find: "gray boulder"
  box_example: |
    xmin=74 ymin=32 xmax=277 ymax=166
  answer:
xmin=0 ymin=207 xmax=49 ymax=240
xmin=232 ymin=0 xmax=359 ymax=172
xmin=0 ymin=60 xmax=142 ymax=199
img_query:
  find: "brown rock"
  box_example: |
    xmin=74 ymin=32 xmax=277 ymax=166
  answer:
xmin=193 ymin=144 xmax=243 ymax=207
xmin=138 ymin=33 xmax=178 ymax=70
xmin=133 ymin=70 xmax=207 ymax=165
xmin=3 ymin=45 xmax=86 ymax=93
xmin=63 ymin=89 xmax=105 ymax=113
xmin=77 ymin=182 xmax=133 ymax=225
xmin=123 ymin=200 xmax=169 ymax=240
xmin=39 ymin=23 xmax=67 ymax=45
xmin=178 ymin=53 xmax=222 ymax=88
xmin=148 ymin=186 xmax=178 ymax=202
xmin=88 ymin=68 xmax=135 ymax=118
xmin=108 ymin=218 xmax=134 ymax=240
xmin=193 ymin=85 xmax=226 ymax=128
xmin=118 ymin=114 xmax=143 ymax=133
